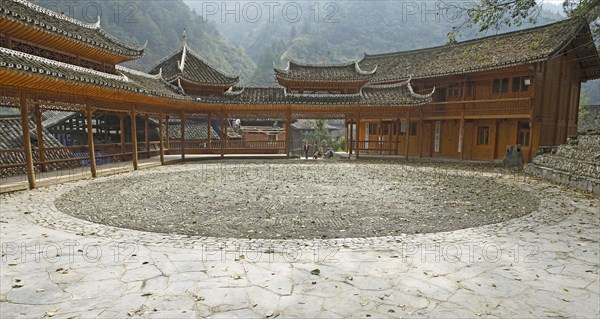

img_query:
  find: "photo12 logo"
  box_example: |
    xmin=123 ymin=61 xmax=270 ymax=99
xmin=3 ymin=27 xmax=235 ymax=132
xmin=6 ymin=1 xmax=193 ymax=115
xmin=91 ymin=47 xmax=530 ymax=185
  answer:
xmin=198 ymin=1 xmax=339 ymax=24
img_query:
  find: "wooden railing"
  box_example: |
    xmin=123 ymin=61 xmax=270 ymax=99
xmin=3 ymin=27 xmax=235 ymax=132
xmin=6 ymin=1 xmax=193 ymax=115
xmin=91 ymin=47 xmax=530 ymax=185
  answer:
xmin=423 ymin=98 xmax=533 ymax=118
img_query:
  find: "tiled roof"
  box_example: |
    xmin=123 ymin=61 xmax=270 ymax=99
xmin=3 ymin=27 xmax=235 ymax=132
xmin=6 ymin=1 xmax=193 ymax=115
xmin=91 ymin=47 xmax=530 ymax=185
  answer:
xmin=275 ymin=60 xmax=376 ymax=82
xmin=291 ymin=119 xmax=337 ymax=131
xmin=166 ymin=119 xmax=220 ymax=140
xmin=0 ymin=47 xmax=189 ymax=100
xmin=197 ymin=80 xmax=432 ymax=106
xmin=149 ymin=43 xmax=239 ymax=86
xmin=0 ymin=116 xmax=63 ymax=149
xmin=1 ymin=0 xmax=145 ymax=58
xmin=359 ymin=18 xmax=599 ymax=82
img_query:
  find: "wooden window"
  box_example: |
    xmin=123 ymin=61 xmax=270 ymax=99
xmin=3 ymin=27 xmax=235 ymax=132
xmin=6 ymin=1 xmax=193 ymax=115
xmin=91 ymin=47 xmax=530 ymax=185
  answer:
xmin=436 ymin=87 xmax=447 ymax=102
xmin=493 ymin=78 xmax=509 ymax=93
xmin=477 ymin=126 xmax=490 ymax=145
xmin=368 ymin=123 xmax=378 ymax=135
xmin=447 ymin=83 xmax=461 ymax=97
xmin=268 ymin=134 xmax=276 ymax=142
xmin=512 ymin=76 xmax=532 ymax=92
xmin=410 ymin=122 xmax=418 ymax=136
xmin=517 ymin=122 xmax=530 ymax=146
xmin=400 ymin=121 xmax=407 ymax=134
xmin=382 ymin=123 xmax=389 ymax=135
xmin=0 ymin=35 xmax=5 ymax=48
xmin=465 ymin=81 xmax=473 ymax=97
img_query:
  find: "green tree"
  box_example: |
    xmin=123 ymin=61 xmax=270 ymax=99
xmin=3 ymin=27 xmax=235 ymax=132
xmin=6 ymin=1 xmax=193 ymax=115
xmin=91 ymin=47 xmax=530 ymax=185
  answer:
xmin=303 ymin=120 xmax=335 ymax=151
xmin=447 ymin=0 xmax=600 ymax=48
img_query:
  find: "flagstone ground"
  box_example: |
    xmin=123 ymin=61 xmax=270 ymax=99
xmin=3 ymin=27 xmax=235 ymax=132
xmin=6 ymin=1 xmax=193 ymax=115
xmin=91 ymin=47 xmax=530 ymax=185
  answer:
xmin=0 ymin=160 xmax=598 ymax=318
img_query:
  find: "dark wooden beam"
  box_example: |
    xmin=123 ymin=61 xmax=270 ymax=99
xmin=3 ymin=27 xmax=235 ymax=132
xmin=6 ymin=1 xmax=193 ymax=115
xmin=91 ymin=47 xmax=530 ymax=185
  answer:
xmin=20 ymin=90 xmax=35 ymax=189
xmin=86 ymin=107 xmax=97 ymax=178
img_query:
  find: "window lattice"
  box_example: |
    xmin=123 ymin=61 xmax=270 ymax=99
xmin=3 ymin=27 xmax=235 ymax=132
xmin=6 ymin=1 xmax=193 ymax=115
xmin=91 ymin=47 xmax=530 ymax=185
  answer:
xmin=80 ymin=58 xmax=103 ymax=72
xmin=12 ymin=41 xmax=77 ymax=65
xmin=0 ymin=35 xmax=5 ymax=48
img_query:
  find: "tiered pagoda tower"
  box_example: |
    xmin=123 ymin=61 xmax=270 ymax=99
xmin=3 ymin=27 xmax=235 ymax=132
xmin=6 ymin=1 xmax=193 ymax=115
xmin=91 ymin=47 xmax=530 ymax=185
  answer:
xmin=149 ymin=31 xmax=239 ymax=96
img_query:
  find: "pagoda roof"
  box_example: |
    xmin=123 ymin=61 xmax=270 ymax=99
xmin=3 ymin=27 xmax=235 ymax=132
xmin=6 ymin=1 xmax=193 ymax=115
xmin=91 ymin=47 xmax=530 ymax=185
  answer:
xmin=149 ymin=36 xmax=239 ymax=87
xmin=195 ymin=78 xmax=432 ymax=106
xmin=274 ymin=60 xmax=377 ymax=82
xmin=359 ymin=18 xmax=600 ymax=82
xmin=1 ymin=0 xmax=145 ymax=61
xmin=0 ymin=47 xmax=188 ymax=101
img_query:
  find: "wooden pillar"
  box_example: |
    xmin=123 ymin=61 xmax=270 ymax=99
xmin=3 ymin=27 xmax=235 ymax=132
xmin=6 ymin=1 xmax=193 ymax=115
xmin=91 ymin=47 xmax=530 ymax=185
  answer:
xmin=144 ymin=113 xmax=150 ymax=159
xmin=356 ymin=113 xmax=361 ymax=159
xmin=158 ymin=113 xmax=164 ymax=165
xmin=119 ymin=113 xmax=125 ymax=161
xmin=220 ymin=113 xmax=226 ymax=158
xmin=285 ymin=110 xmax=291 ymax=158
xmin=165 ymin=115 xmax=170 ymax=151
xmin=33 ymin=103 xmax=47 ymax=172
xmin=131 ymin=110 xmax=138 ymax=170
xmin=379 ymin=120 xmax=383 ymax=155
xmin=404 ymin=113 xmax=411 ymax=160
xmin=460 ymin=106 xmax=465 ymax=161
xmin=419 ymin=109 xmax=424 ymax=158
xmin=491 ymin=120 xmax=498 ymax=160
xmin=345 ymin=120 xmax=349 ymax=152
xmin=348 ymin=121 xmax=354 ymax=159
xmin=180 ymin=112 xmax=186 ymax=160
xmin=207 ymin=112 xmax=212 ymax=150
xmin=20 ymin=91 xmax=36 ymax=189
xmin=395 ymin=119 xmax=400 ymax=155
xmin=86 ymin=107 xmax=97 ymax=178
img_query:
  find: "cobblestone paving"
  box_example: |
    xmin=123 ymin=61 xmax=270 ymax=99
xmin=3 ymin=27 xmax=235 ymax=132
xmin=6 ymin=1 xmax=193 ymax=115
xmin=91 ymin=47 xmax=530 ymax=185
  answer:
xmin=0 ymin=163 xmax=599 ymax=318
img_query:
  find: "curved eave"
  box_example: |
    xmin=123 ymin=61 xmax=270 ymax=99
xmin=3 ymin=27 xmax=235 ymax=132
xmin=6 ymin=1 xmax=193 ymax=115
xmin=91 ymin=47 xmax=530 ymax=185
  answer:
xmin=275 ymin=74 xmax=371 ymax=86
xmin=174 ymin=75 xmax=238 ymax=89
xmin=366 ymin=57 xmax=552 ymax=84
xmin=0 ymin=68 xmax=202 ymax=112
xmin=0 ymin=15 xmax=143 ymax=64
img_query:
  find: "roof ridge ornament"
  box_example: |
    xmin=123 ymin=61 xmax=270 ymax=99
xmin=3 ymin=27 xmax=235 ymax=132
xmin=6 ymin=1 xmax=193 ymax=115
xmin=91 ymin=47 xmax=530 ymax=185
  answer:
xmin=93 ymin=15 xmax=101 ymax=29
xmin=354 ymin=61 xmax=377 ymax=75
xmin=179 ymin=29 xmax=187 ymax=72
xmin=405 ymin=76 xmax=435 ymax=99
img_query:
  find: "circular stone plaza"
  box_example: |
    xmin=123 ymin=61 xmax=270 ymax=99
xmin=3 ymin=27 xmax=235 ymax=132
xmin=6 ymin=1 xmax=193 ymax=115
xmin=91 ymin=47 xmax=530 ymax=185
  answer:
xmin=1 ymin=159 xmax=598 ymax=318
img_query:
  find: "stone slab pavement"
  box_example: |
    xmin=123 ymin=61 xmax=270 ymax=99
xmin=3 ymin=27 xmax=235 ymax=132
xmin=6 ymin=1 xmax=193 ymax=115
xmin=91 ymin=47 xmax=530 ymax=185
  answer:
xmin=0 ymin=171 xmax=599 ymax=318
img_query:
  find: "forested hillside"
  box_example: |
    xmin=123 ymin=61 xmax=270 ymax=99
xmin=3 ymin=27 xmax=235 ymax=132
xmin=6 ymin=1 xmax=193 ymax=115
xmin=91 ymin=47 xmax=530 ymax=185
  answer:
xmin=32 ymin=0 xmax=256 ymax=81
xmin=186 ymin=1 xmax=567 ymax=83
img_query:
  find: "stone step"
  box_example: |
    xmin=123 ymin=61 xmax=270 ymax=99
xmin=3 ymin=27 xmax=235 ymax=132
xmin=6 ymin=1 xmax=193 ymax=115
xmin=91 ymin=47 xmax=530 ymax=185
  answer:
xmin=555 ymin=145 xmax=600 ymax=162
xmin=532 ymin=154 xmax=600 ymax=179
xmin=524 ymin=164 xmax=599 ymax=194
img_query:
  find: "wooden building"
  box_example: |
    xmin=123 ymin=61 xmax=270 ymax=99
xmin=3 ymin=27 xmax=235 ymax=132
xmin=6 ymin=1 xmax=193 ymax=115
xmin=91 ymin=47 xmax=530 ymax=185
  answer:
xmin=1 ymin=0 xmax=599 ymax=188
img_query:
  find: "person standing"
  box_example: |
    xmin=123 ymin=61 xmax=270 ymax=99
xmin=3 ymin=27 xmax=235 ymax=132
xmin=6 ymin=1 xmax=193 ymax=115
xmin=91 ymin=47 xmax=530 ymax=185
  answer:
xmin=303 ymin=143 xmax=310 ymax=159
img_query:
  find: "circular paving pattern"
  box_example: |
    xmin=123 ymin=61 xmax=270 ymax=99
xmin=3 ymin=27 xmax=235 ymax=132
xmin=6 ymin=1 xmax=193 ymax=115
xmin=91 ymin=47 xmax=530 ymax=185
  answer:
xmin=55 ymin=160 xmax=540 ymax=239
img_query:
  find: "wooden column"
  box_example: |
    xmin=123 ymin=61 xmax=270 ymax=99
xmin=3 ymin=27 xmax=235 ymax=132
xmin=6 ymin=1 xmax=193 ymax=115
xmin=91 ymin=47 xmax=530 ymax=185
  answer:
xmin=165 ymin=115 xmax=170 ymax=152
xmin=491 ymin=120 xmax=498 ymax=160
xmin=395 ymin=119 xmax=400 ymax=155
xmin=285 ymin=110 xmax=291 ymax=158
xmin=207 ymin=112 xmax=212 ymax=151
xmin=119 ymin=114 xmax=125 ymax=161
xmin=419 ymin=110 xmax=424 ymax=158
xmin=356 ymin=113 xmax=361 ymax=159
xmin=379 ymin=120 xmax=383 ymax=155
xmin=220 ymin=113 xmax=226 ymax=158
xmin=348 ymin=121 xmax=353 ymax=159
xmin=158 ymin=113 xmax=164 ymax=165
xmin=20 ymin=91 xmax=35 ymax=189
xmin=344 ymin=120 xmax=349 ymax=152
xmin=404 ymin=113 xmax=411 ymax=160
xmin=460 ymin=106 xmax=465 ymax=160
xmin=180 ymin=112 xmax=186 ymax=160
xmin=144 ymin=113 xmax=150 ymax=159
xmin=33 ymin=103 xmax=47 ymax=172
xmin=86 ymin=107 xmax=97 ymax=178
xmin=131 ymin=110 xmax=138 ymax=170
